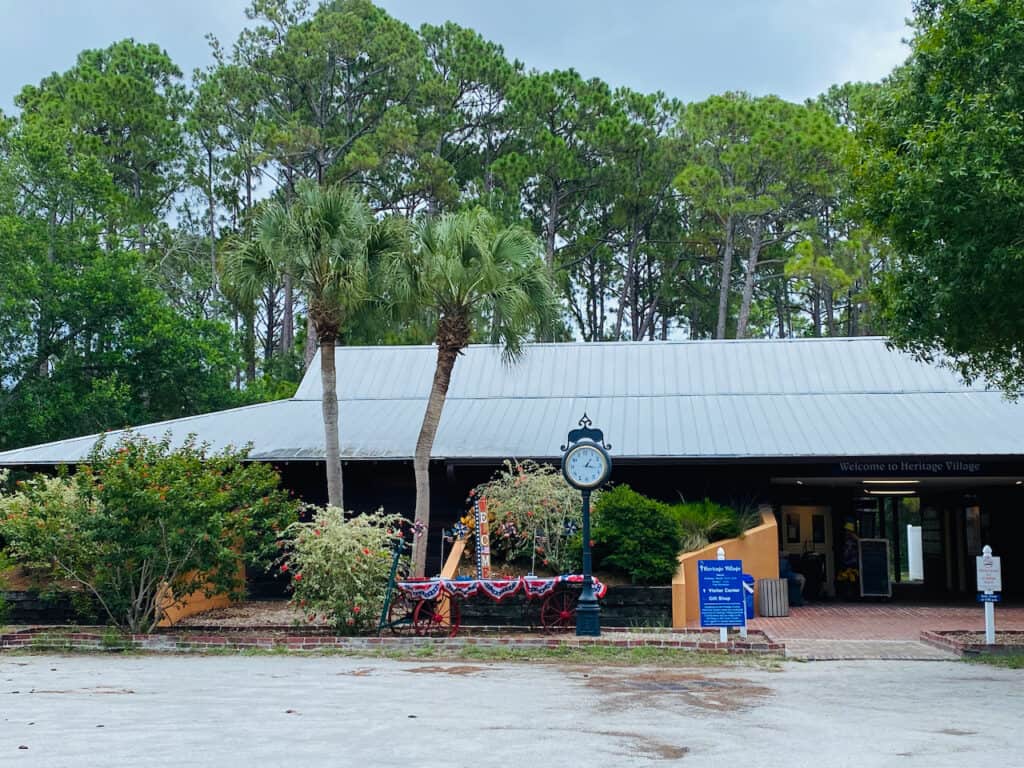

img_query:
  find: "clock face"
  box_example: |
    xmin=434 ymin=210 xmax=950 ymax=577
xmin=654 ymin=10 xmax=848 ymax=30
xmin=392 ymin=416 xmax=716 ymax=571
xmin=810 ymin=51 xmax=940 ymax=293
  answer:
xmin=564 ymin=443 xmax=608 ymax=489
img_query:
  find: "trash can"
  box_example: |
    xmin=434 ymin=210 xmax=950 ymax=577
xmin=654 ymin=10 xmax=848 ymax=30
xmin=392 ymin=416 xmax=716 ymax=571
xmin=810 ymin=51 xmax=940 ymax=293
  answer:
xmin=757 ymin=578 xmax=790 ymax=617
xmin=742 ymin=574 xmax=755 ymax=620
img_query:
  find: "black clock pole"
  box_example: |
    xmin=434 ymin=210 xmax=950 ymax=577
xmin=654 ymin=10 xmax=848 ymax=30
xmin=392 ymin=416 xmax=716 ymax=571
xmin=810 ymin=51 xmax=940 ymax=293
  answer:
xmin=576 ymin=488 xmax=600 ymax=636
xmin=561 ymin=414 xmax=611 ymax=638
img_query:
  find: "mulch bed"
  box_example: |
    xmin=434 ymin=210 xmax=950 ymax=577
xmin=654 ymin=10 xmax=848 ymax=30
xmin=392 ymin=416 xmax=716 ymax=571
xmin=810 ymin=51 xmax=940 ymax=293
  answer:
xmin=921 ymin=629 xmax=1024 ymax=656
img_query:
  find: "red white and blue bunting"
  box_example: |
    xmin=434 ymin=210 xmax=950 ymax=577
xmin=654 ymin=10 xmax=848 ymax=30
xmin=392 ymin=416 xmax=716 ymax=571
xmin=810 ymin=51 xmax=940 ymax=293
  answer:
xmin=396 ymin=575 xmax=607 ymax=602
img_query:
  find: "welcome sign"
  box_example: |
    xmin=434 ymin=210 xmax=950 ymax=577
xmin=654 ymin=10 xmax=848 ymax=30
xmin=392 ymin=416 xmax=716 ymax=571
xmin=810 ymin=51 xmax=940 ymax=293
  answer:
xmin=835 ymin=458 xmax=984 ymax=476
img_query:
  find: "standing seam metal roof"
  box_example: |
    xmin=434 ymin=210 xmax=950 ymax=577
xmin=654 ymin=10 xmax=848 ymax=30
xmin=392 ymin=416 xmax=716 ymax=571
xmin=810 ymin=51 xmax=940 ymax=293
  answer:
xmin=1 ymin=337 xmax=1022 ymax=465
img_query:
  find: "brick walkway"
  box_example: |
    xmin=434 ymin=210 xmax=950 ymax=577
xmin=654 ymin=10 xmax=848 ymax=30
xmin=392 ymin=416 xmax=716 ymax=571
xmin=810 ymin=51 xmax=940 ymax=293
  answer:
xmin=747 ymin=603 xmax=1024 ymax=641
xmin=739 ymin=603 xmax=1024 ymax=659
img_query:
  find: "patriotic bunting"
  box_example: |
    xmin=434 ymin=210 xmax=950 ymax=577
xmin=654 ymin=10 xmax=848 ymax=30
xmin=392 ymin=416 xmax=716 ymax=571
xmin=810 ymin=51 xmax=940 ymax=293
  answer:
xmin=396 ymin=575 xmax=607 ymax=602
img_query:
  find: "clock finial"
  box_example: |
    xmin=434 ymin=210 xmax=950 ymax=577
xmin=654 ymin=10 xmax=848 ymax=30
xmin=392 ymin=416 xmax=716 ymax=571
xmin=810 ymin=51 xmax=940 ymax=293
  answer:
xmin=560 ymin=414 xmax=612 ymax=451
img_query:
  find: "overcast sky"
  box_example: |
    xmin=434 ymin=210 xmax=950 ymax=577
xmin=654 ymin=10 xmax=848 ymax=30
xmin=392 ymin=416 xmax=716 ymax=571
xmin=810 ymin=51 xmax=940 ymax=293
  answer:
xmin=0 ymin=1 xmax=914 ymax=111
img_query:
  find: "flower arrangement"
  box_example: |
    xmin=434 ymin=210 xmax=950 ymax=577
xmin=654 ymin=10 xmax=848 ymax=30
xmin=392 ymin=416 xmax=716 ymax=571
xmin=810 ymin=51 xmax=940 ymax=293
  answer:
xmin=460 ymin=460 xmax=590 ymax=574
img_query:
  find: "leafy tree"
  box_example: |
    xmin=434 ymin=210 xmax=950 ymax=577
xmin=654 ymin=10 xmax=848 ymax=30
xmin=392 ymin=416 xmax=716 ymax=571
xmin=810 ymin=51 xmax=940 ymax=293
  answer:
xmin=14 ymin=39 xmax=189 ymax=246
xmin=223 ymin=181 xmax=407 ymax=508
xmin=393 ymin=208 xmax=559 ymax=576
xmin=857 ymin=0 xmax=1024 ymax=392
xmin=0 ymin=435 xmax=298 ymax=633
xmin=412 ymin=20 xmax=522 ymax=215
xmin=676 ymin=94 xmax=848 ymax=339
xmin=495 ymin=70 xmax=616 ymax=267
xmin=0 ymin=213 xmax=244 ymax=451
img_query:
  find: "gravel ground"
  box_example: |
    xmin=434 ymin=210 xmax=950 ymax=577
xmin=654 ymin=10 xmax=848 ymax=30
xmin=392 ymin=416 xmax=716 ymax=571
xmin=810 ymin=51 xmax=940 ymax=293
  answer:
xmin=3 ymin=654 xmax=1022 ymax=767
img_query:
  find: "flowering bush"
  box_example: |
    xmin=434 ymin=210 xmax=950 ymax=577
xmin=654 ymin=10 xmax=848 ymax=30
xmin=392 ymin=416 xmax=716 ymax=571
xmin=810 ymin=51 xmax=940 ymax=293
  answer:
xmin=0 ymin=434 xmax=298 ymax=633
xmin=463 ymin=460 xmax=591 ymax=574
xmin=282 ymin=506 xmax=405 ymax=634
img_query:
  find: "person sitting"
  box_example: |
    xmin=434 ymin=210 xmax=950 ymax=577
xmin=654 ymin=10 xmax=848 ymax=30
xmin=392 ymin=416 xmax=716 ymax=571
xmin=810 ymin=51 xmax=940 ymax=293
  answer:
xmin=779 ymin=553 xmax=806 ymax=607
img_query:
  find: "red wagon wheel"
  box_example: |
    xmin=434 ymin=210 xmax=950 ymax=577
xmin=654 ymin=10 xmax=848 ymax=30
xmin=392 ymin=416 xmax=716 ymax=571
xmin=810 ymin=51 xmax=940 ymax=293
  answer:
xmin=540 ymin=588 xmax=578 ymax=633
xmin=386 ymin=593 xmax=418 ymax=635
xmin=412 ymin=598 xmax=462 ymax=638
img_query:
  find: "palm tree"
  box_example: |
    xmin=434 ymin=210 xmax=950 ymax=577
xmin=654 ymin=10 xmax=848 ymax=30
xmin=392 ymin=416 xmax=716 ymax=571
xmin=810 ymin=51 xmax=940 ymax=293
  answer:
xmin=394 ymin=208 xmax=560 ymax=576
xmin=223 ymin=181 xmax=406 ymax=508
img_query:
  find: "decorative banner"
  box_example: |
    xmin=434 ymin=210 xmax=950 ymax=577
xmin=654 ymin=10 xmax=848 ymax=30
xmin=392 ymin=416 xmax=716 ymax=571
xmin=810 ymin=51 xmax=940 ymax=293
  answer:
xmin=521 ymin=577 xmax=561 ymax=599
xmin=474 ymin=498 xmax=491 ymax=578
xmin=395 ymin=575 xmax=608 ymax=602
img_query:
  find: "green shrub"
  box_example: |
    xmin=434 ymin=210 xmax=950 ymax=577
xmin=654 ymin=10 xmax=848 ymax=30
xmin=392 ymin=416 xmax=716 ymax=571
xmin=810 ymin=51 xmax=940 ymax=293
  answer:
xmin=467 ymin=460 xmax=589 ymax=574
xmin=283 ymin=506 xmax=405 ymax=634
xmin=672 ymin=498 xmax=745 ymax=552
xmin=0 ymin=434 xmax=298 ymax=633
xmin=591 ymin=485 xmax=683 ymax=584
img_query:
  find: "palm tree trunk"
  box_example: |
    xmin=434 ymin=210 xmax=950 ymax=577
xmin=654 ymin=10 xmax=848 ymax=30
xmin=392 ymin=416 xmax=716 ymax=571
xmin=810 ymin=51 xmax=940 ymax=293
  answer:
xmin=320 ymin=336 xmax=343 ymax=509
xmin=411 ymin=341 xmax=461 ymax=577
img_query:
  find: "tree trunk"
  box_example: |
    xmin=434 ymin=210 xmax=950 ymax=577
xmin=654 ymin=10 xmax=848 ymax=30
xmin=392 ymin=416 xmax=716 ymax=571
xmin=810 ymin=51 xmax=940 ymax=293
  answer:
xmin=282 ymin=273 xmax=294 ymax=353
xmin=208 ymin=147 xmax=218 ymax=292
xmin=715 ymin=216 xmax=735 ymax=339
xmin=735 ymin=220 xmax=765 ymax=339
xmin=824 ymin=286 xmax=836 ymax=337
xmin=411 ymin=317 xmax=468 ymax=577
xmin=303 ymin=315 xmax=317 ymax=371
xmin=245 ymin=312 xmax=257 ymax=385
xmin=544 ymin=188 xmax=560 ymax=268
xmin=320 ymin=335 xmax=343 ymax=509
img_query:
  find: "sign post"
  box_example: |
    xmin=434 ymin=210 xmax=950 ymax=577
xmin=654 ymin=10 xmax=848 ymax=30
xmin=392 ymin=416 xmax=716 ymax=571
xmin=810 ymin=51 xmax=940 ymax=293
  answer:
xmin=976 ymin=544 xmax=1002 ymax=645
xmin=473 ymin=498 xmax=491 ymax=579
xmin=698 ymin=548 xmax=746 ymax=641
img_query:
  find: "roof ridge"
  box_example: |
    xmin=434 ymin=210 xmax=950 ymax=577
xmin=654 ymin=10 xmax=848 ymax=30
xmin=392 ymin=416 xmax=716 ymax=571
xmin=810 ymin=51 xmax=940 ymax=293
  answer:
xmin=317 ymin=336 xmax=892 ymax=352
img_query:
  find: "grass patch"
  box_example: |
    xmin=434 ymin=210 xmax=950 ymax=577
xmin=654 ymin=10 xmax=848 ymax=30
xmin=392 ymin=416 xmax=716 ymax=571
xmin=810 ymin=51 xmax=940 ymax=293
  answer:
xmin=452 ymin=644 xmax=778 ymax=668
xmin=965 ymin=653 xmax=1024 ymax=670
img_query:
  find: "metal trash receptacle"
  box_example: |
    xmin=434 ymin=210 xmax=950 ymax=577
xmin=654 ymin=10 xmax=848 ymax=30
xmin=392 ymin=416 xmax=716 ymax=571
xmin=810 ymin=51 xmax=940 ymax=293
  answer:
xmin=757 ymin=577 xmax=789 ymax=617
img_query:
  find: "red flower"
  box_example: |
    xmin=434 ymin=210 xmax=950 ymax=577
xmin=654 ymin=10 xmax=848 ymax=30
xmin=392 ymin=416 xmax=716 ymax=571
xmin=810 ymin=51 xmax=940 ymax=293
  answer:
xmin=280 ymin=563 xmax=289 ymax=573
xmin=314 ymin=529 xmax=321 ymax=537
xmin=362 ymin=548 xmax=370 ymax=555
xmin=353 ymin=605 xmax=361 ymax=614
xmin=294 ymin=573 xmax=303 ymax=582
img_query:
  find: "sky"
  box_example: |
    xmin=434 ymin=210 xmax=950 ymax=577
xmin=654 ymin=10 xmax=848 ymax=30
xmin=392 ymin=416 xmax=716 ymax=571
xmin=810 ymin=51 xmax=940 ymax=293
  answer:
xmin=0 ymin=0 xmax=914 ymax=111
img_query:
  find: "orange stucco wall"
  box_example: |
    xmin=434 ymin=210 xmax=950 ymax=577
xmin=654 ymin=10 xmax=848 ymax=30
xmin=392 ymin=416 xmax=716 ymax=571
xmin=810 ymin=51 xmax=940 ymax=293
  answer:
xmin=157 ymin=561 xmax=245 ymax=627
xmin=671 ymin=507 xmax=779 ymax=628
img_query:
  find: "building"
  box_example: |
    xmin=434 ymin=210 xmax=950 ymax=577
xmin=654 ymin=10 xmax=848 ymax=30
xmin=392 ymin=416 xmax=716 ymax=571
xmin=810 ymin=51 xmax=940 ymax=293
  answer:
xmin=1 ymin=337 xmax=1021 ymax=598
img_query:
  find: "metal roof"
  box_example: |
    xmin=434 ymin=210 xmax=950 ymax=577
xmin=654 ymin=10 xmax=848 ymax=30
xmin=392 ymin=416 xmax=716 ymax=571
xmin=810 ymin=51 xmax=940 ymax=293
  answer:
xmin=2 ymin=337 xmax=1023 ymax=465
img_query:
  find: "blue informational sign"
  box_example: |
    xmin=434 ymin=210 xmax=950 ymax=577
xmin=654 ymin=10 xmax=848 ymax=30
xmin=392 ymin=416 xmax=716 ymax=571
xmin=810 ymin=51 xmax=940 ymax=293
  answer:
xmin=698 ymin=559 xmax=746 ymax=628
xmin=977 ymin=593 xmax=1001 ymax=603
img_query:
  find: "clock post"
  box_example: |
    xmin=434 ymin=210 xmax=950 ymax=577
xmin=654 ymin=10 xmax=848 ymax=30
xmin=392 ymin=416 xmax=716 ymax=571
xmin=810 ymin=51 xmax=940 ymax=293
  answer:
xmin=561 ymin=414 xmax=612 ymax=637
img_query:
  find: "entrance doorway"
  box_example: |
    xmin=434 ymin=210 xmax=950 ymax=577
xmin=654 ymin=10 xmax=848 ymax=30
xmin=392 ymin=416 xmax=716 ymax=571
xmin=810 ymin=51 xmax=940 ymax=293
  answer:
xmin=780 ymin=505 xmax=833 ymax=599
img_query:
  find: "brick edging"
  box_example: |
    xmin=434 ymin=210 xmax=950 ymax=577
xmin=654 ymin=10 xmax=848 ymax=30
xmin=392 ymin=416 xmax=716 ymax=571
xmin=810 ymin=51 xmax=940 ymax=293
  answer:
xmin=0 ymin=626 xmax=784 ymax=656
xmin=920 ymin=629 xmax=1024 ymax=656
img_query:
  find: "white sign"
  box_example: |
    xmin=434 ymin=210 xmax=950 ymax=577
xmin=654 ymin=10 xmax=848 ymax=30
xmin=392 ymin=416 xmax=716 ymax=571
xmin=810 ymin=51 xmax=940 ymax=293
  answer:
xmin=976 ymin=555 xmax=1002 ymax=593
